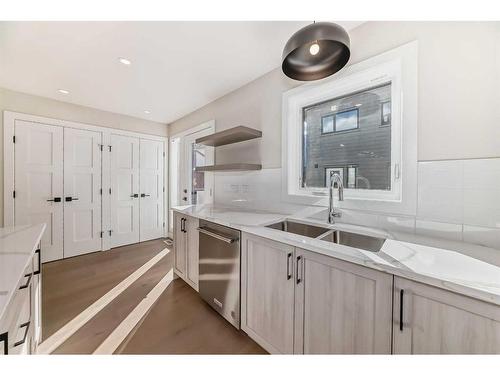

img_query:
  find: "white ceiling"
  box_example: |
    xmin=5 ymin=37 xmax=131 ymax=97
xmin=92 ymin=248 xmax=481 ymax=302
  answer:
xmin=0 ymin=21 xmax=363 ymax=124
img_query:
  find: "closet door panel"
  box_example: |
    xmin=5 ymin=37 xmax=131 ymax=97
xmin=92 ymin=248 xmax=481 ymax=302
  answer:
xmin=63 ymin=128 xmax=102 ymax=258
xmin=14 ymin=120 xmax=64 ymax=262
xmin=110 ymin=134 xmax=140 ymax=247
xmin=139 ymin=139 xmax=164 ymax=241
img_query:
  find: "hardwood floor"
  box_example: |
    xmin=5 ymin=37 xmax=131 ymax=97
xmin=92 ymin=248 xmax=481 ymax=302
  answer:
xmin=42 ymin=239 xmax=265 ymax=354
xmin=42 ymin=239 xmax=165 ymax=339
xmin=117 ymin=279 xmax=266 ymax=354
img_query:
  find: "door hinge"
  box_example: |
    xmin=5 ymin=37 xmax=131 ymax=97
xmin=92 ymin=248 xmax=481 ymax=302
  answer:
xmin=163 ymin=186 xmax=165 ymax=192
xmin=163 ymin=222 xmax=165 ymax=227
xmin=108 ymin=145 xmax=112 ymax=152
xmin=99 ymin=144 xmax=103 ymax=151
xmin=163 ymin=151 xmax=165 ymax=157
xmin=12 ymin=135 xmax=16 ymax=143
xmin=100 ymin=231 xmax=104 ymax=238
xmin=108 ymin=229 xmax=113 ymax=236
xmin=99 ymin=188 xmax=102 ymax=195
xmin=109 ymin=188 xmax=112 ymax=195
xmin=13 ymin=190 xmax=16 ymax=199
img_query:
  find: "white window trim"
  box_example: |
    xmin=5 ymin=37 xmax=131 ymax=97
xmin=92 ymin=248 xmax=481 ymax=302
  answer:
xmin=282 ymin=41 xmax=418 ymax=216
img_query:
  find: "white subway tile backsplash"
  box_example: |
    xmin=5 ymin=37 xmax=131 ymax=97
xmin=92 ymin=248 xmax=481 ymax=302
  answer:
xmin=416 ymin=220 xmax=463 ymax=241
xmin=417 ymin=161 xmax=463 ymax=223
xmin=463 ymin=225 xmax=500 ymax=250
xmin=463 ymin=158 xmax=500 ymax=228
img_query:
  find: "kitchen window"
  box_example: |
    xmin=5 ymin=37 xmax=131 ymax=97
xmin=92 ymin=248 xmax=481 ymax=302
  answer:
xmin=282 ymin=42 xmax=418 ymax=212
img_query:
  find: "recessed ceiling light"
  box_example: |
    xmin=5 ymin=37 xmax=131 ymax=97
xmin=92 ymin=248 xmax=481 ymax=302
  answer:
xmin=118 ymin=57 xmax=131 ymax=65
xmin=143 ymin=110 xmax=151 ymax=114
xmin=58 ymin=89 xmax=69 ymax=95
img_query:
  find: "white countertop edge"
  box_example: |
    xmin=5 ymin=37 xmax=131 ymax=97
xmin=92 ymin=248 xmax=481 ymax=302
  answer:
xmin=172 ymin=206 xmax=500 ymax=306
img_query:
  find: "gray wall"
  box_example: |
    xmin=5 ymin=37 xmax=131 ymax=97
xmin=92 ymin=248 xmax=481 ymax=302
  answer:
xmin=169 ymin=21 xmax=500 ymax=164
xmin=303 ymin=84 xmax=391 ymax=189
xmin=0 ymin=86 xmax=168 ymax=226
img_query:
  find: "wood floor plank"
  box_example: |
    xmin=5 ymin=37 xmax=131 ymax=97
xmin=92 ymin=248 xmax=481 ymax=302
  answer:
xmin=52 ymin=253 xmax=172 ymax=354
xmin=117 ymin=279 xmax=267 ymax=354
xmin=42 ymin=239 xmax=165 ymax=339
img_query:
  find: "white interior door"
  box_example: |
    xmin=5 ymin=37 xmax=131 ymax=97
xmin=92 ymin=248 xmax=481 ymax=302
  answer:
xmin=139 ymin=138 xmax=164 ymax=242
xmin=63 ymin=128 xmax=102 ymax=258
xmin=181 ymin=128 xmax=214 ymax=205
xmin=110 ymin=134 xmax=140 ymax=247
xmin=14 ymin=120 xmax=64 ymax=263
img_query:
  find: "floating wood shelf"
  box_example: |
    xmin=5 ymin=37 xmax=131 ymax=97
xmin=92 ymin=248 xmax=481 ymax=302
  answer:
xmin=195 ymin=163 xmax=262 ymax=172
xmin=195 ymin=126 xmax=262 ymax=147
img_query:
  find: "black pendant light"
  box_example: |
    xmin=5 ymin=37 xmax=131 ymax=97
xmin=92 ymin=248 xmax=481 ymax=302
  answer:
xmin=282 ymin=22 xmax=350 ymax=81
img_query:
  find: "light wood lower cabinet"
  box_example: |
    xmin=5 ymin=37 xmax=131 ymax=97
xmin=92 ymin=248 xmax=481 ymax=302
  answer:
xmin=393 ymin=276 xmax=500 ymax=354
xmin=294 ymin=248 xmax=393 ymax=354
xmin=241 ymin=233 xmax=295 ymax=354
xmin=173 ymin=212 xmax=199 ymax=291
xmin=0 ymin=242 xmax=42 ymax=355
xmin=241 ymin=233 xmax=392 ymax=354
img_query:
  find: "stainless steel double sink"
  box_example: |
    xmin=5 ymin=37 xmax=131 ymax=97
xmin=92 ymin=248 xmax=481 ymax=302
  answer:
xmin=265 ymin=220 xmax=386 ymax=252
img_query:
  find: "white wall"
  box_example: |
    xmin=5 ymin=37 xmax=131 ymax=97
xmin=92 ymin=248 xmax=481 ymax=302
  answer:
xmin=0 ymin=86 xmax=168 ymax=226
xmin=168 ymin=21 xmax=500 ymax=249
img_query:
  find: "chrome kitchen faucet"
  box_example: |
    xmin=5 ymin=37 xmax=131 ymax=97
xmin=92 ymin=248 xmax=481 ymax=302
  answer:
xmin=328 ymin=171 xmax=344 ymax=223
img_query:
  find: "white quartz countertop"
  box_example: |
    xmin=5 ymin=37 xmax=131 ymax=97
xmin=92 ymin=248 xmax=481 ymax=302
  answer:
xmin=172 ymin=204 xmax=500 ymax=306
xmin=0 ymin=224 xmax=45 ymax=320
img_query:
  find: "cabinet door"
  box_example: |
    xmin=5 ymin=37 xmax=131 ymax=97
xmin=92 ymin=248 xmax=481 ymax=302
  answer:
xmin=241 ymin=233 xmax=295 ymax=354
xmin=173 ymin=213 xmax=187 ymax=277
xmin=294 ymin=248 xmax=392 ymax=354
xmin=185 ymin=216 xmax=199 ymax=290
xmin=139 ymin=138 xmax=165 ymax=242
xmin=393 ymin=277 xmax=500 ymax=354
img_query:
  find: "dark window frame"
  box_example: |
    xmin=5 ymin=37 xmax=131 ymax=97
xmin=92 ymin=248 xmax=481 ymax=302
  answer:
xmin=321 ymin=108 xmax=360 ymax=135
xmin=380 ymin=100 xmax=391 ymax=127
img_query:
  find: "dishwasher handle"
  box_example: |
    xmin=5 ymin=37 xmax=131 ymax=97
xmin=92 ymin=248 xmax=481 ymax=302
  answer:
xmin=197 ymin=227 xmax=239 ymax=244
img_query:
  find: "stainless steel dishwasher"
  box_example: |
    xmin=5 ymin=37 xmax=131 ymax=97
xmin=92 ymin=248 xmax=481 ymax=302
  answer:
xmin=197 ymin=219 xmax=241 ymax=329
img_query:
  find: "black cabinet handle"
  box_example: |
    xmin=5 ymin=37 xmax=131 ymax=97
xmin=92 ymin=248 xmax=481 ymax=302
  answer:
xmin=181 ymin=218 xmax=186 ymax=233
xmin=286 ymin=253 xmax=292 ymax=280
xmin=47 ymin=197 xmax=61 ymax=202
xmin=399 ymin=289 xmax=404 ymax=331
xmin=13 ymin=321 xmax=30 ymax=347
xmin=0 ymin=332 xmax=7 ymax=355
xmin=130 ymin=194 xmax=139 ymax=198
xmin=19 ymin=273 xmax=32 ymax=290
xmin=34 ymin=248 xmax=41 ymax=275
xmin=296 ymin=256 xmax=302 ymax=284
xmin=140 ymin=193 xmax=150 ymax=197
xmin=65 ymin=197 xmax=79 ymax=202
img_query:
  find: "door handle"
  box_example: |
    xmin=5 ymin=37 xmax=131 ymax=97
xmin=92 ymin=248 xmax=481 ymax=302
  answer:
xmin=399 ymin=289 xmax=405 ymax=331
xmin=182 ymin=197 xmax=188 ymax=201
xmin=13 ymin=321 xmax=30 ymax=347
xmin=47 ymin=197 xmax=61 ymax=202
xmin=34 ymin=248 xmax=41 ymax=275
xmin=19 ymin=273 xmax=32 ymax=290
xmin=140 ymin=193 xmax=150 ymax=198
xmin=286 ymin=253 xmax=292 ymax=280
xmin=296 ymin=256 xmax=303 ymax=284
xmin=65 ymin=197 xmax=79 ymax=202
xmin=0 ymin=331 xmax=7 ymax=355
xmin=130 ymin=194 xmax=139 ymax=198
